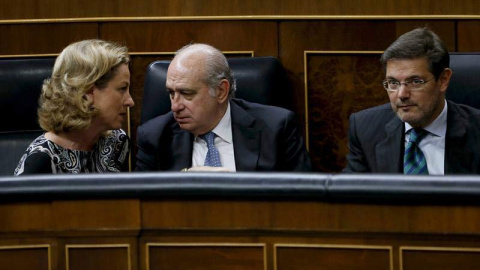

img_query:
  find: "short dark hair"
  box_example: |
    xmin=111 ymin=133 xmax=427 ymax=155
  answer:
xmin=380 ymin=27 xmax=449 ymax=80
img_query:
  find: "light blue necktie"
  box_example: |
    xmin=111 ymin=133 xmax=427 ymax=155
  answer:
xmin=404 ymin=129 xmax=429 ymax=175
xmin=200 ymin=132 xmax=222 ymax=167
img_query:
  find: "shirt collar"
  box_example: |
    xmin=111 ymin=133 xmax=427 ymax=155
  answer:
xmin=405 ymin=99 xmax=448 ymax=137
xmin=210 ymin=102 xmax=233 ymax=144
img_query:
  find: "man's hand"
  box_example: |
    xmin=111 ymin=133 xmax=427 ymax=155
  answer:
xmin=183 ymin=166 xmax=231 ymax=172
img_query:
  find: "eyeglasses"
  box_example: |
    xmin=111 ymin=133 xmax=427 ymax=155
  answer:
xmin=382 ymin=77 xmax=435 ymax=92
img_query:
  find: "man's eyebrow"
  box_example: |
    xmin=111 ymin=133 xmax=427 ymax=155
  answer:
xmin=385 ymin=74 xmax=424 ymax=80
xmin=165 ymin=87 xmax=197 ymax=93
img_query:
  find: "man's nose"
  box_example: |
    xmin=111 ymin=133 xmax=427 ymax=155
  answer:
xmin=170 ymin=93 xmax=183 ymax=112
xmin=396 ymin=84 xmax=411 ymax=99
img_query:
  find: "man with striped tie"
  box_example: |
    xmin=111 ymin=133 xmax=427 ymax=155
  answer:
xmin=344 ymin=27 xmax=480 ymax=175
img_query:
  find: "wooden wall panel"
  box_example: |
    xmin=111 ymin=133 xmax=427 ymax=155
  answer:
xmin=279 ymin=21 xmax=395 ymax=121
xmin=0 ymin=200 xmax=140 ymax=237
xmin=146 ymin=244 xmax=265 ymax=270
xmin=0 ymin=246 xmax=49 ymax=270
xmin=0 ymin=202 xmax=53 ymax=232
xmin=67 ymin=245 xmax=130 ymax=270
xmin=100 ymin=21 xmax=277 ymax=56
xmin=141 ymin=200 xmax=480 ymax=234
xmin=52 ymin=200 xmax=140 ymax=231
xmin=279 ymin=21 xmax=395 ymax=171
xmin=275 ymin=245 xmax=391 ymax=270
xmin=457 ymin=21 xmax=480 ymax=52
xmin=0 ymin=23 xmax=98 ymax=55
xmin=306 ymin=53 xmax=387 ymax=172
xmin=58 ymin=238 xmax=138 ymax=270
xmin=3 ymin=198 xmax=480 ymax=269
xmin=401 ymin=247 xmax=480 ymax=270
xmin=1 ymin=0 xmax=479 ymax=19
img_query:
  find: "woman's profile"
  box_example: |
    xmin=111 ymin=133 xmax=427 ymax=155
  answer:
xmin=15 ymin=39 xmax=134 ymax=175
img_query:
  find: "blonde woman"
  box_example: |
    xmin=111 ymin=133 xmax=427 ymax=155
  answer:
xmin=15 ymin=39 xmax=134 ymax=175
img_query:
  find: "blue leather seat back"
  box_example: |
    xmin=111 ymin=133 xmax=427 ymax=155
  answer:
xmin=0 ymin=58 xmax=55 ymax=175
xmin=446 ymin=53 xmax=480 ymax=109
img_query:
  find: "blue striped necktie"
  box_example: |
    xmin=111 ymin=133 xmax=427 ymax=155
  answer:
xmin=200 ymin=132 xmax=222 ymax=167
xmin=404 ymin=129 xmax=429 ymax=175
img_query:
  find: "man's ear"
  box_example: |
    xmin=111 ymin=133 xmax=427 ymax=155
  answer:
xmin=439 ymin=68 xmax=452 ymax=93
xmin=216 ymin=79 xmax=230 ymax=103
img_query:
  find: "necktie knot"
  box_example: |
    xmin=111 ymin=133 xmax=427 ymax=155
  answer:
xmin=200 ymin=132 xmax=215 ymax=146
xmin=199 ymin=132 xmax=222 ymax=167
xmin=409 ymin=129 xmax=428 ymax=144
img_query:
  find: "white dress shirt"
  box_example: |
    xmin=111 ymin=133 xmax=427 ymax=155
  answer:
xmin=404 ymin=100 xmax=447 ymax=175
xmin=192 ymin=103 xmax=236 ymax=171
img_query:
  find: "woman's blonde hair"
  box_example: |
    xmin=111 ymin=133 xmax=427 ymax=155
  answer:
xmin=38 ymin=39 xmax=130 ymax=133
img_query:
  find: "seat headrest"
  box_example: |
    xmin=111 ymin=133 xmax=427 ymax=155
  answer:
xmin=446 ymin=52 xmax=480 ymax=109
xmin=0 ymin=58 xmax=55 ymax=132
xmin=141 ymin=56 xmax=292 ymax=124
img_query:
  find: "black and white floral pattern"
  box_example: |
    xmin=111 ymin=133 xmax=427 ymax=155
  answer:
xmin=15 ymin=129 xmax=129 ymax=175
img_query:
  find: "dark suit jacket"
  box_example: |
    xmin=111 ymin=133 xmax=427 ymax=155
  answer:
xmin=344 ymin=101 xmax=480 ymax=174
xmin=136 ymin=98 xmax=312 ymax=172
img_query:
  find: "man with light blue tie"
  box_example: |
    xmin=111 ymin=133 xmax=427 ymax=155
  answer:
xmin=344 ymin=27 xmax=480 ymax=175
xmin=136 ymin=43 xmax=311 ymax=172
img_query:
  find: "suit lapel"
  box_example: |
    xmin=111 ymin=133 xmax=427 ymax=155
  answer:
xmin=170 ymin=124 xmax=193 ymax=170
xmin=230 ymin=100 xmax=261 ymax=171
xmin=376 ymin=117 xmax=404 ymax=173
xmin=445 ymin=101 xmax=470 ymax=173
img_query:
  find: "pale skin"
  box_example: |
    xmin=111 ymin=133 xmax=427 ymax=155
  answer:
xmin=166 ymin=50 xmax=230 ymax=136
xmin=45 ymin=63 xmax=134 ymax=151
xmin=386 ymin=57 xmax=452 ymax=129
xmin=166 ymin=46 xmax=231 ymax=171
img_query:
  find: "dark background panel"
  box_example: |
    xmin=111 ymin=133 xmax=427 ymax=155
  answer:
xmin=0 ymin=23 xmax=99 ymax=55
xmin=276 ymin=246 xmax=391 ymax=270
xmin=402 ymin=249 xmax=480 ymax=270
xmin=307 ymin=54 xmax=388 ymax=172
xmin=279 ymin=20 xmax=396 ymax=125
xmin=0 ymin=0 xmax=478 ymax=19
xmin=457 ymin=21 xmax=480 ymax=52
xmin=0 ymin=247 xmax=49 ymax=270
xmin=68 ymin=247 xmax=130 ymax=270
xmin=148 ymin=245 xmax=265 ymax=270
xmin=100 ymin=21 xmax=278 ymax=56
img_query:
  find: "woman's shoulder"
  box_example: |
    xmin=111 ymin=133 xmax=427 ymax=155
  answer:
xmin=23 ymin=133 xmax=52 ymax=154
xmin=15 ymin=134 xmax=55 ymax=175
xmin=14 ymin=151 xmax=54 ymax=175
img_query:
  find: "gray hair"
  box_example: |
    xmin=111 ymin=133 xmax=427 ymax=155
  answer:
xmin=380 ymin=27 xmax=449 ymax=80
xmin=175 ymin=43 xmax=237 ymax=98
